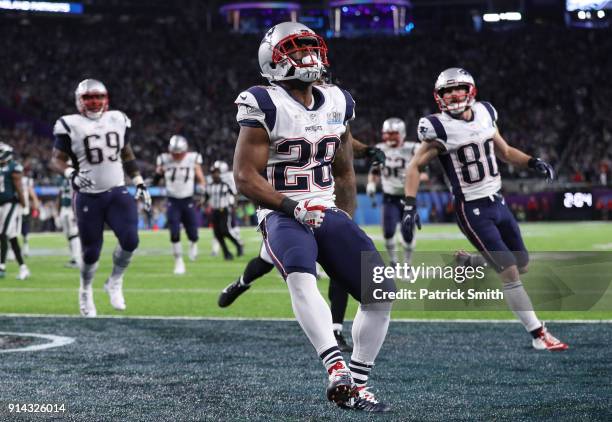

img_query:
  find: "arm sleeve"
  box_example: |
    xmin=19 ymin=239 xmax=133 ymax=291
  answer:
xmin=53 ymin=134 xmax=72 ymax=154
xmin=235 ymin=87 xmax=276 ymax=135
xmin=340 ymin=88 xmax=356 ymax=124
xmin=417 ymin=117 xmax=448 ymax=152
xmin=122 ymin=112 xmax=132 ymax=128
xmin=124 ymin=127 xmax=131 ymax=145
xmin=479 ymin=102 xmax=498 ymax=127
xmin=53 ymin=117 xmax=71 ymax=136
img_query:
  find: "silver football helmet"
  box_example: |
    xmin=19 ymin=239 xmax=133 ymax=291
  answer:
xmin=75 ymin=79 xmax=108 ymax=120
xmin=433 ymin=68 xmax=477 ymax=115
xmin=258 ymin=22 xmax=329 ymax=83
xmin=0 ymin=143 xmax=13 ymax=164
xmin=212 ymin=160 xmax=229 ymax=173
xmin=168 ymin=135 xmax=188 ymax=154
xmin=382 ymin=117 xmax=406 ymax=146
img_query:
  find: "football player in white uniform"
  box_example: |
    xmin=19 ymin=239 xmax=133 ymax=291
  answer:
xmin=50 ymin=79 xmax=152 ymax=317
xmin=403 ymin=68 xmax=567 ymax=351
xmin=367 ymin=117 xmax=420 ymax=266
xmin=233 ymin=22 xmax=394 ymax=411
xmin=154 ymin=135 xmax=205 ymax=274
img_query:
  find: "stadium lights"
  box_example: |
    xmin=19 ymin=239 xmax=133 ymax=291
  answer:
xmin=577 ymin=10 xmax=606 ymax=19
xmin=482 ymin=12 xmax=522 ymax=23
xmin=0 ymin=0 xmax=83 ymax=14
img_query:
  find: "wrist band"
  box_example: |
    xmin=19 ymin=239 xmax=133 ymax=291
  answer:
xmin=280 ymin=197 xmax=298 ymax=216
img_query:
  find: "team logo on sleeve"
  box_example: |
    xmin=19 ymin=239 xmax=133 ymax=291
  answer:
xmin=419 ymin=126 xmax=429 ymax=135
xmin=240 ymin=105 xmax=256 ymax=114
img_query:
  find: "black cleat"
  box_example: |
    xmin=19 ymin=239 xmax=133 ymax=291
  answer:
xmin=224 ymin=252 xmax=234 ymax=261
xmin=237 ymin=244 xmax=244 ymax=257
xmin=326 ymin=361 xmax=353 ymax=405
xmin=347 ymin=386 xmax=392 ymax=413
xmin=334 ymin=330 xmax=353 ymax=353
xmin=218 ymin=278 xmax=250 ymax=308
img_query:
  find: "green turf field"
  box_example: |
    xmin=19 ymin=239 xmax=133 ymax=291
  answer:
xmin=1 ymin=222 xmax=611 ymax=320
xmin=2 ymin=222 xmax=611 ymax=420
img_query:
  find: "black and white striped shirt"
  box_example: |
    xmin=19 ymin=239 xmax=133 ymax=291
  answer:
xmin=205 ymin=182 xmax=235 ymax=210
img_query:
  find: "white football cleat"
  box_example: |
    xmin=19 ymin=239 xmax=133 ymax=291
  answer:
xmin=532 ymin=323 xmax=568 ymax=351
xmin=188 ymin=243 xmax=198 ymax=261
xmin=79 ymin=287 xmax=97 ymax=317
xmin=104 ymin=277 xmax=126 ymax=311
xmin=16 ymin=264 xmax=30 ymax=280
xmin=174 ymin=258 xmax=186 ymax=275
xmin=344 ymin=386 xmax=392 ymax=413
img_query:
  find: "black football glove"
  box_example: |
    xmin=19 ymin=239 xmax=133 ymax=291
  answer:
xmin=366 ymin=147 xmax=386 ymax=168
xmin=528 ymin=158 xmax=555 ymax=183
xmin=400 ymin=196 xmax=421 ymax=243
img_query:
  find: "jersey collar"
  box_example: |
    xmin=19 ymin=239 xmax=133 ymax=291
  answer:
xmin=279 ymin=85 xmax=326 ymax=111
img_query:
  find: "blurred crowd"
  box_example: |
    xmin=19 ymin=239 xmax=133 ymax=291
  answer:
xmin=0 ymin=18 xmax=610 ymax=186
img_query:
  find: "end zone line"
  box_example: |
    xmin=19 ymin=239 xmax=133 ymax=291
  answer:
xmin=0 ymin=313 xmax=611 ymax=323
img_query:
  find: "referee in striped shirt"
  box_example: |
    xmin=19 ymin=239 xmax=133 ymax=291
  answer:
xmin=205 ymin=167 xmax=243 ymax=260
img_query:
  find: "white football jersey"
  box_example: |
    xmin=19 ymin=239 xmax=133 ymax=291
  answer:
xmin=376 ymin=142 xmax=418 ymax=196
xmin=235 ymin=84 xmax=354 ymax=222
xmin=53 ymin=110 xmax=130 ymax=194
xmin=156 ymin=152 xmax=202 ymax=199
xmin=417 ymin=101 xmax=501 ymax=201
xmin=21 ymin=176 xmax=33 ymax=215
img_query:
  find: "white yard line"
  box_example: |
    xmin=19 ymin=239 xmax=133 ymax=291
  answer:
xmin=0 ymin=314 xmax=610 ymax=323
xmin=0 ymin=287 xmax=287 ymax=294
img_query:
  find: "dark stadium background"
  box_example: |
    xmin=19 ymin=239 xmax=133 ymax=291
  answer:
xmin=0 ymin=1 xmax=611 ymax=420
xmin=0 ymin=0 xmax=610 ymax=230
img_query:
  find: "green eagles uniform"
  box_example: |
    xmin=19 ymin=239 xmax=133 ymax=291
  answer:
xmin=0 ymin=160 xmax=23 ymax=204
xmin=60 ymin=178 xmax=73 ymax=207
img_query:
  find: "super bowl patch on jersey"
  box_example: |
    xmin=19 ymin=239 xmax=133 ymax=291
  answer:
xmin=327 ymin=110 xmax=343 ymax=125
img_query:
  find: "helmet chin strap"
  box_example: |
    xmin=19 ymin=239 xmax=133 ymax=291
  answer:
xmin=279 ymin=55 xmax=323 ymax=83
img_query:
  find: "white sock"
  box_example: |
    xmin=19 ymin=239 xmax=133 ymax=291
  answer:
xmin=385 ymin=238 xmax=398 ymax=263
xmin=172 ymin=242 xmax=182 ymax=259
xmin=80 ymin=262 xmax=98 ymax=289
xmin=350 ymin=302 xmax=392 ymax=385
xmin=403 ymin=238 xmax=416 ymax=265
xmin=503 ymin=280 xmax=541 ymax=332
xmin=211 ymin=239 xmax=220 ymax=255
xmin=286 ymin=272 xmax=338 ymax=357
xmin=190 ymin=241 xmax=198 ymax=254
xmin=69 ymin=236 xmax=82 ymax=265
